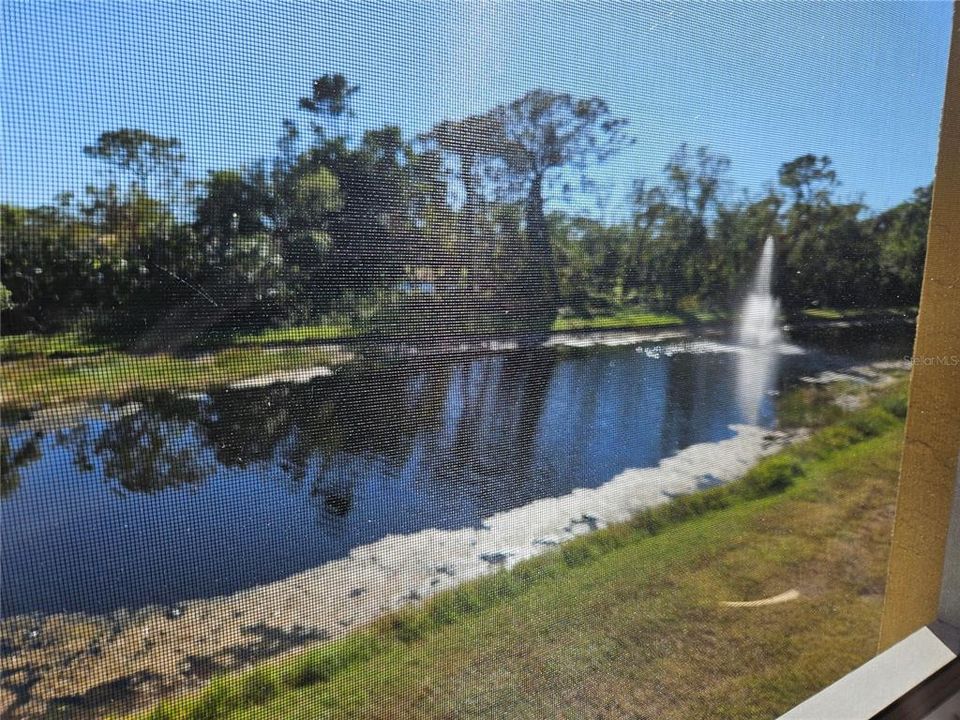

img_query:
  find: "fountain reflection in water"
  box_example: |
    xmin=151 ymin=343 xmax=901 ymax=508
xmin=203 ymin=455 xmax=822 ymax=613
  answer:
xmin=736 ymin=236 xmax=785 ymax=423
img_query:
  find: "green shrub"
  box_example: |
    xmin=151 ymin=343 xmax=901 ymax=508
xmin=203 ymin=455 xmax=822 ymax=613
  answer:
xmin=477 ymin=570 xmax=524 ymax=604
xmin=808 ymin=424 xmax=865 ymax=458
xmin=237 ymin=667 xmax=279 ymax=705
xmin=451 ymin=585 xmax=482 ymax=615
xmin=662 ymin=488 xmax=732 ymax=523
xmin=777 ymin=386 xmax=844 ymax=429
xmin=880 ymin=388 xmax=909 ymax=419
xmin=390 ymin=609 xmax=430 ymax=644
xmin=282 ymin=648 xmax=329 ymax=688
xmin=186 ymin=677 xmax=233 ymax=720
xmin=561 ymin=540 xmax=599 ymax=567
xmin=429 ymin=594 xmax=461 ymax=627
xmin=514 ymin=555 xmax=562 ymax=584
xmin=378 ymin=573 xmax=525 ymax=645
xmin=739 ymin=455 xmax=804 ymax=499
xmin=847 ymin=407 xmax=898 ymax=437
xmin=593 ymin=524 xmax=633 ymax=552
xmin=326 ymin=635 xmax=378 ymax=674
xmin=629 ymin=508 xmax=666 ymax=537
xmin=142 ymin=703 xmax=177 ymax=720
xmin=279 ymin=635 xmax=379 ymax=689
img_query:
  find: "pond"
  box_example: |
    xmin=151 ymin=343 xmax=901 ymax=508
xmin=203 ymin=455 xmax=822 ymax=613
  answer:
xmin=0 ymin=324 xmax=913 ymax=617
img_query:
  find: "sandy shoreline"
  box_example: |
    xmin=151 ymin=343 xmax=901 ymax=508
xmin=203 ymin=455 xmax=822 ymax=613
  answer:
xmin=0 ymin=422 xmax=797 ymax=718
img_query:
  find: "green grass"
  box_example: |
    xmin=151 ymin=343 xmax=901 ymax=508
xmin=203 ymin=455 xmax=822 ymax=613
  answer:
xmin=553 ymin=304 xmax=915 ymax=333
xmin=797 ymin=306 xmax=917 ymax=321
xmin=233 ymin=323 xmax=359 ymax=346
xmin=776 ymin=384 xmax=850 ymax=428
xmin=0 ymin=308 xmax=688 ymax=413
xmin=1 ymin=305 xmax=914 ymax=414
xmin=1 ymin=305 xmax=916 ymax=360
xmin=551 ymin=308 xmax=687 ymax=332
xmin=0 ymin=325 xmax=358 ymax=360
xmin=127 ymin=382 xmax=906 ymax=720
xmin=0 ymin=331 xmax=118 ymax=360
xmin=1 ymin=345 xmax=339 ymax=414
xmin=0 ymin=308 xmax=693 ymax=359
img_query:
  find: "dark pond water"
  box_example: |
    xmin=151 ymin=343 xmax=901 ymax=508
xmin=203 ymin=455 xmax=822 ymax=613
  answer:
xmin=0 ymin=325 xmax=913 ymax=617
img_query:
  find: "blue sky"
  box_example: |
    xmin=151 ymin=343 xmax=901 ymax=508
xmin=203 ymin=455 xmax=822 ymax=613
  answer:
xmin=1 ymin=1 xmax=952 ymax=216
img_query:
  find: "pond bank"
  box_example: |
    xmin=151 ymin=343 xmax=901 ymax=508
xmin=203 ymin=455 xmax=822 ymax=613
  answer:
xmin=0 ymin=312 xmax=914 ymax=419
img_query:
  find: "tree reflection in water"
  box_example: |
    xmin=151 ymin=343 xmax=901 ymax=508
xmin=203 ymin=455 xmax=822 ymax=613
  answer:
xmin=0 ymin=432 xmax=41 ymax=498
xmin=197 ymin=350 xmax=558 ymax=523
xmin=92 ymin=408 xmax=212 ymax=494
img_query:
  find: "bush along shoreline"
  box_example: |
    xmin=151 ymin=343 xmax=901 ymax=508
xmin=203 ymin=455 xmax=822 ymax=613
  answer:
xmin=124 ymin=377 xmax=908 ymax=720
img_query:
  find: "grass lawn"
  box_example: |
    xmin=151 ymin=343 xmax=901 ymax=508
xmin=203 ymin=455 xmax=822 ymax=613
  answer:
xmin=0 ymin=308 xmax=697 ymax=362
xmin=1 ymin=305 xmax=915 ymax=414
xmin=0 ymin=345 xmax=340 ymax=415
xmin=797 ymin=306 xmax=918 ymax=321
xmin=0 ymin=331 xmax=118 ymax=359
xmin=551 ymin=308 xmax=688 ymax=332
xmin=131 ymin=383 xmax=905 ymax=720
xmin=233 ymin=323 xmax=359 ymax=345
xmin=0 ymin=306 xmax=916 ymax=361
xmin=0 ymin=309 xmax=692 ymax=413
xmin=0 ymin=326 xmax=356 ymax=361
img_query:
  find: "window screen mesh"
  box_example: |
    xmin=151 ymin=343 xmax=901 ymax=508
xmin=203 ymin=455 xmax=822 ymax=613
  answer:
xmin=0 ymin=2 xmax=950 ymax=718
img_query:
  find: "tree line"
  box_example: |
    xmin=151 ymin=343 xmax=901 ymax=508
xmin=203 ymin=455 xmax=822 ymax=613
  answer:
xmin=1 ymin=75 xmax=931 ymax=346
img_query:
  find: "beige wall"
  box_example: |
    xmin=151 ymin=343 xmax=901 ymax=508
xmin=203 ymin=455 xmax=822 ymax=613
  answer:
xmin=878 ymin=5 xmax=960 ymax=650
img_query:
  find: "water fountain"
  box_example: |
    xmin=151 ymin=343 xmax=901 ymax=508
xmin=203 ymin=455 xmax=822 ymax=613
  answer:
xmin=736 ymin=236 xmax=783 ymax=423
xmin=738 ymin=236 xmax=782 ymax=347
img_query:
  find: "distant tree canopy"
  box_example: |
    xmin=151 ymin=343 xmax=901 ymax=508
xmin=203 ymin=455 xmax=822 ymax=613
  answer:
xmin=83 ymin=129 xmax=185 ymax=183
xmin=298 ymin=73 xmax=358 ymax=125
xmin=0 ymin=76 xmax=932 ymax=342
xmin=418 ymin=89 xmax=630 ymax=326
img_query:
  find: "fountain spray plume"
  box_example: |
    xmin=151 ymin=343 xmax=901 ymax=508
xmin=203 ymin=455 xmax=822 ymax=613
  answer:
xmin=737 ymin=236 xmax=782 ymax=347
